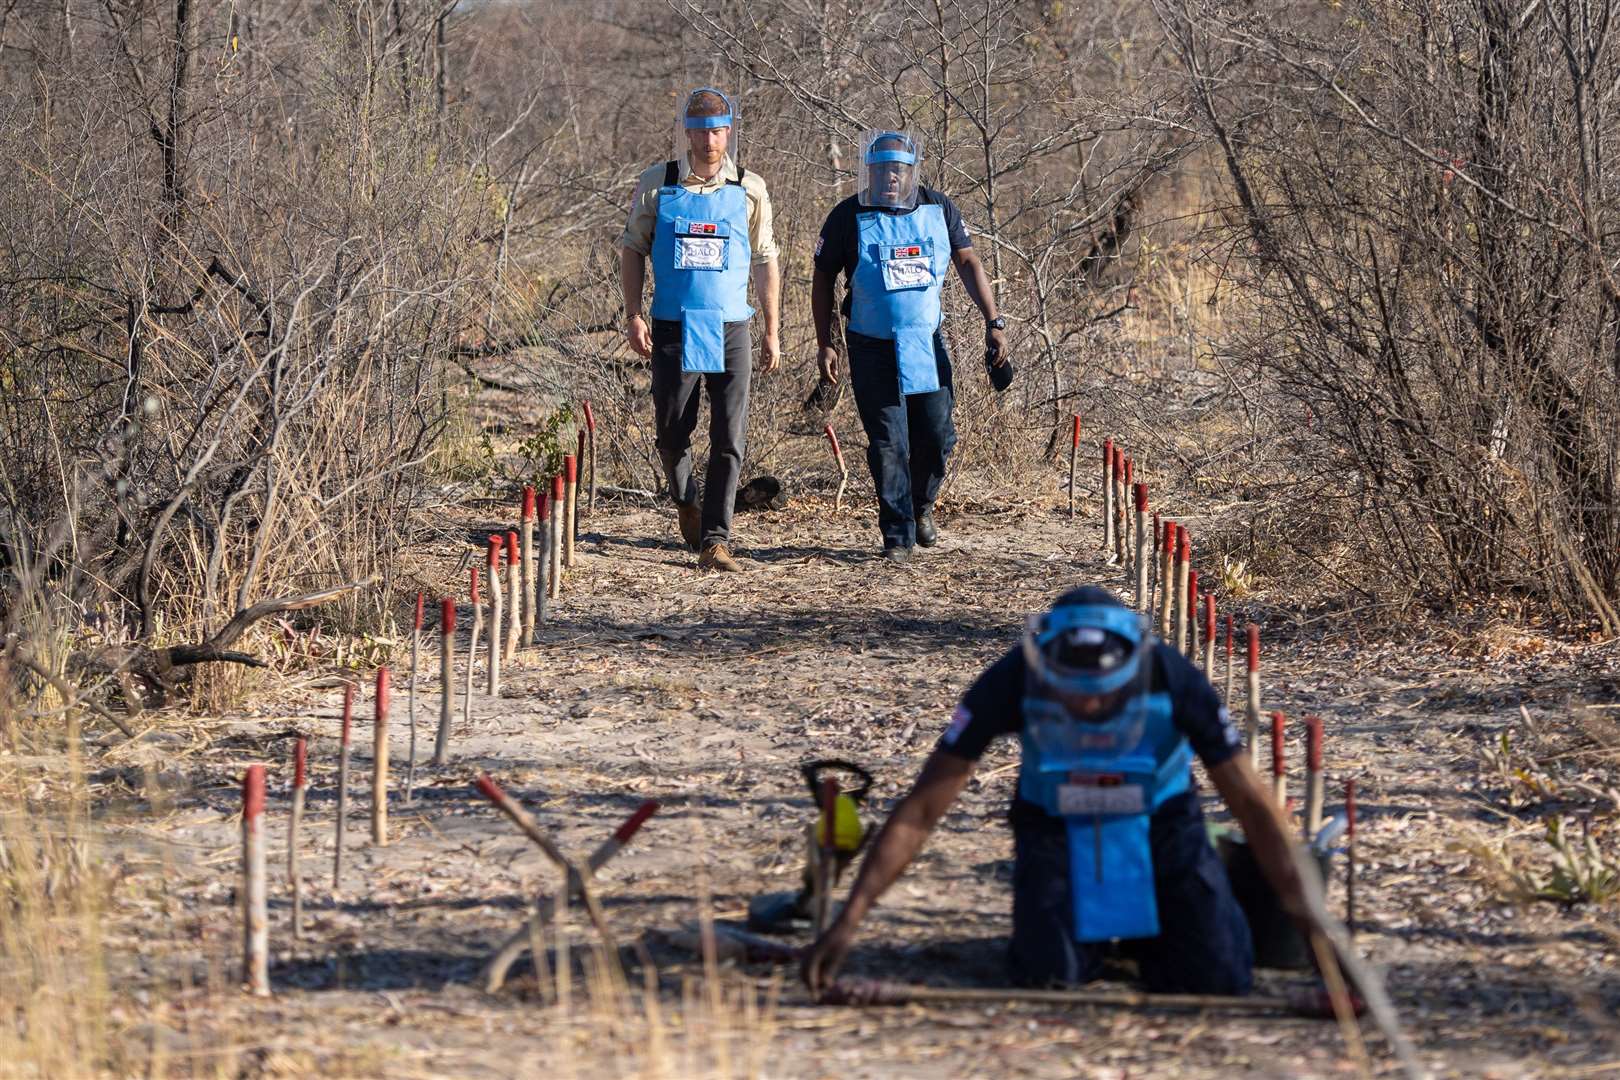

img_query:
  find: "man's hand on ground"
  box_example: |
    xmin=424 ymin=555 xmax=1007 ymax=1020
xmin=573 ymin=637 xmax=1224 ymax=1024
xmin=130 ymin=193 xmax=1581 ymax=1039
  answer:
xmin=817 ymin=345 xmax=840 ymax=385
xmin=800 ymin=915 xmax=857 ymax=998
xmin=625 ymin=314 xmax=652 ymax=359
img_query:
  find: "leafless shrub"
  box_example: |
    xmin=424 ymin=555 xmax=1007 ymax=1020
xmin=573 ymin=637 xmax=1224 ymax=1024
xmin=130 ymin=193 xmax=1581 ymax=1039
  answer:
xmin=1159 ymin=0 xmax=1620 ymax=630
xmin=0 ymin=2 xmax=502 ymax=715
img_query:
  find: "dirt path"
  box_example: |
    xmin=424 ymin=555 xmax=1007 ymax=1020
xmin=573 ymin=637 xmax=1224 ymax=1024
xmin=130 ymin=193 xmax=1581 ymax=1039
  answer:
xmin=99 ymin=495 xmax=1619 ymax=1079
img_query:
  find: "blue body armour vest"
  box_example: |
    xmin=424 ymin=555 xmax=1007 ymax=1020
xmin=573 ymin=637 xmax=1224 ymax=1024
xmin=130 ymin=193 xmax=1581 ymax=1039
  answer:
xmin=1017 ymin=688 xmax=1194 ymax=943
xmin=650 ymin=163 xmax=753 ymax=373
xmin=848 ymin=203 xmax=952 ymax=395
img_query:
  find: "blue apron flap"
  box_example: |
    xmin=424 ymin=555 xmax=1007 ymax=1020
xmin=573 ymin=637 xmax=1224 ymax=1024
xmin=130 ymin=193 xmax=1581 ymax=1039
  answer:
xmin=895 ymin=325 xmax=941 ymax=395
xmin=681 ymin=309 xmax=728 ymax=373
xmin=1067 ymin=813 xmax=1160 ymax=942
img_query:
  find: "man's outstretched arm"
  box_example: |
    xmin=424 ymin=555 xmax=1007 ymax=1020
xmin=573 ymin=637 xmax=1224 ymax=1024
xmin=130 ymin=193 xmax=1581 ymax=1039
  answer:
xmin=800 ymin=748 xmax=976 ymax=994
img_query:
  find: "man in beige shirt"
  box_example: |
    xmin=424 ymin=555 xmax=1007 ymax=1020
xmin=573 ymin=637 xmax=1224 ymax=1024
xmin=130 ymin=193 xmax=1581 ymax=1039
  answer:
xmin=619 ymin=87 xmax=781 ymax=572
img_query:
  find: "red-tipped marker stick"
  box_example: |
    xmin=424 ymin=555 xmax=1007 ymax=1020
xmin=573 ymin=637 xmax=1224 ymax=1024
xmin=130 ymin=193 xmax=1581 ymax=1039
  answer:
xmin=1187 ymin=570 xmax=1201 ymax=660
xmin=1112 ymin=448 xmax=1127 ymax=566
xmin=464 ymin=566 xmax=483 ymax=729
xmin=1270 ymin=711 xmax=1287 ymax=810
xmin=1305 ymin=716 xmax=1325 ymax=840
xmin=1245 ymin=624 xmax=1262 ymax=769
xmin=480 ymin=797 xmax=662 ymax=994
xmin=814 ymin=778 xmax=840 ymax=936
xmin=534 ymin=491 xmax=550 ymax=639
xmin=486 ymin=536 xmax=503 ymax=696
xmin=1175 ymin=527 xmax=1192 ymax=656
xmin=289 ymin=738 xmax=307 ymax=938
xmin=1203 ymin=592 xmax=1217 ymax=674
xmin=549 ymin=474 xmax=565 ymax=599
xmin=372 ymin=667 xmax=391 ymax=846
xmin=563 ymin=454 xmax=578 ymax=569
xmin=520 ymin=485 xmax=536 ymax=645
xmin=1067 ymin=414 xmax=1081 ymax=518
xmin=243 ymin=764 xmax=269 ymax=996
xmin=333 ymin=683 xmax=353 ymax=891
xmin=574 ymin=430 xmax=586 ymax=543
xmin=407 ymin=591 xmax=423 ymax=803
xmin=1101 ymin=439 xmax=1116 ymax=553
xmin=472 ymin=772 xmax=570 ymax=868
xmin=1133 ymin=483 xmax=1150 ymax=612
xmin=1185 ymin=569 xmax=1198 ymax=663
xmin=583 ymin=400 xmax=597 ymax=517
xmin=504 ymin=531 xmax=521 ymax=663
xmin=1157 ymin=522 xmax=1176 ymax=638
xmin=1345 ymin=778 xmax=1358 ymax=939
xmin=434 ymin=597 xmax=455 ymax=766
xmin=826 ymin=423 xmax=849 ymax=510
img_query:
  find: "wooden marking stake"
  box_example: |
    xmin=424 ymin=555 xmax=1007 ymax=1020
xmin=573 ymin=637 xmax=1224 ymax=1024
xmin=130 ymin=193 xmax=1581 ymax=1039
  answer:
xmin=243 ymin=764 xmax=270 ymax=996
xmin=434 ymin=597 xmax=455 ymax=766
xmin=372 ymin=666 xmax=390 ymax=846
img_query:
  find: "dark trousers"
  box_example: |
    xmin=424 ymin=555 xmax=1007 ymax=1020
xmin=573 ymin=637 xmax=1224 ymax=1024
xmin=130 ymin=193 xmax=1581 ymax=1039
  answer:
xmin=651 ymin=318 xmax=751 ymax=548
xmin=1007 ymin=794 xmax=1254 ymax=994
xmin=846 ymin=327 xmax=958 ymax=549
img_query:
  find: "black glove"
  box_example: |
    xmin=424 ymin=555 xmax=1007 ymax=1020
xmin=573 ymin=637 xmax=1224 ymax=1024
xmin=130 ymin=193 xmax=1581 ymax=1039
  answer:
xmin=985 ymin=344 xmax=1014 ymax=392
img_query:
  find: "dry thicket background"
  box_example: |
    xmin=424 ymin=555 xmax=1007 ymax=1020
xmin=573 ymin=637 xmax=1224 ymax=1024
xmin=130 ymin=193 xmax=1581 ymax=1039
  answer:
xmin=1 ymin=0 xmax=1618 ymax=1073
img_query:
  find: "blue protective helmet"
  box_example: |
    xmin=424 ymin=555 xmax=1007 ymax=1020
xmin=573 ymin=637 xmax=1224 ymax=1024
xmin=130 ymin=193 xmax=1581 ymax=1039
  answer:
xmin=1021 ymin=587 xmax=1147 ymax=701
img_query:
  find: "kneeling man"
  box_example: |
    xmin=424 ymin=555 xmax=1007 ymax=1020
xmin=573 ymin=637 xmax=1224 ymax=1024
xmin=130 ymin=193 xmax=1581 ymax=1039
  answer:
xmin=803 ymin=586 xmax=1330 ymax=995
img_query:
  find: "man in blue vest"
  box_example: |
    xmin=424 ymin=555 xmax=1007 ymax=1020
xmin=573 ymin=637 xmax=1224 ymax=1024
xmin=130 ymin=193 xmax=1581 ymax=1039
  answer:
xmin=621 ymin=88 xmax=781 ymax=572
xmin=802 ymin=586 xmax=1333 ymax=996
xmin=811 ymin=130 xmax=1007 ymax=563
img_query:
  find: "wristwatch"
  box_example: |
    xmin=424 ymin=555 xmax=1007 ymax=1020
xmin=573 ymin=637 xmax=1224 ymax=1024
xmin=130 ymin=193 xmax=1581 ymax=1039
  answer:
xmin=986 ymin=316 xmax=1007 ymax=330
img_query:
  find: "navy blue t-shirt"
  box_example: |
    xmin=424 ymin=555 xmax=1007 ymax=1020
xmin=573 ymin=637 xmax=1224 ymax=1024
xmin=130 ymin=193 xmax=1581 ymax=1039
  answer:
xmin=814 ymin=188 xmax=972 ymax=318
xmin=938 ymin=642 xmax=1242 ymax=823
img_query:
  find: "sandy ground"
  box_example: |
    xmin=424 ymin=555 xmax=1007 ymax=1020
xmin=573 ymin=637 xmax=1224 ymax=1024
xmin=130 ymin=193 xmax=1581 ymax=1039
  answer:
xmin=90 ymin=490 xmax=1620 ymax=1079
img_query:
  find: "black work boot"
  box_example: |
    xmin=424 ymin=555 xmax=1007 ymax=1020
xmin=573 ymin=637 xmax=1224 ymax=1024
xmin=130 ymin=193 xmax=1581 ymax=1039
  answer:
xmin=882 ymin=544 xmax=913 ymax=565
xmin=915 ymin=506 xmax=938 ymax=547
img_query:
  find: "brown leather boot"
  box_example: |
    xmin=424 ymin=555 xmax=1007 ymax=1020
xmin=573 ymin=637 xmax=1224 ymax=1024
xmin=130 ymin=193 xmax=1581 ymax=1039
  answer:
xmin=676 ymin=502 xmax=702 ymax=551
xmin=697 ymin=542 xmax=743 ymax=572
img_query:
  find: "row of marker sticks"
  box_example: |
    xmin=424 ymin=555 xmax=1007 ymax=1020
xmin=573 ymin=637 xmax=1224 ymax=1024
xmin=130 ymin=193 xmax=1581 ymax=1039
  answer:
xmin=1068 ymin=414 xmax=1360 ymax=921
xmin=237 ymin=404 xmax=607 ymax=996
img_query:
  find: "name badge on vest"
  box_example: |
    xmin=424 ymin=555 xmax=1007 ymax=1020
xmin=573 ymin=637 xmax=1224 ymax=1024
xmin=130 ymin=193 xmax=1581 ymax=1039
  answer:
xmin=881 ymin=241 xmax=934 ymax=291
xmin=675 ymin=219 xmax=728 ymax=271
xmin=1056 ymin=781 xmax=1147 ymax=816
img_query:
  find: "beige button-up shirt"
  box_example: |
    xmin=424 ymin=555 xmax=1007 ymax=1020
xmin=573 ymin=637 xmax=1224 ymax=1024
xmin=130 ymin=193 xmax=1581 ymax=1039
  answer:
xmin=619 ymin=154 xmax=778 ymax=265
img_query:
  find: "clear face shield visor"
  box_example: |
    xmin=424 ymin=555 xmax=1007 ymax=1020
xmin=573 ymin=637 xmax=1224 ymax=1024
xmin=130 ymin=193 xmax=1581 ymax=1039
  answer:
xmin=1020 ymin=604 xmax=1153 ymax=760
xmin=858 ymin=129 xmax=921 ymax=209
xmin=674 ymin=86 xmax=737 ymax=176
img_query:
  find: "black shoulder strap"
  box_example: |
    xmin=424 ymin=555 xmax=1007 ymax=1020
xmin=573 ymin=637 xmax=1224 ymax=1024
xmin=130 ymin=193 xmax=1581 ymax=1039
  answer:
xmin=663 ymin=159 xmax=679 ymax=187
xmin=727 ymin=165 xmax=745 ymax=187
